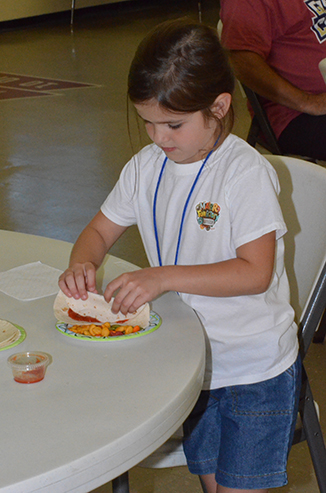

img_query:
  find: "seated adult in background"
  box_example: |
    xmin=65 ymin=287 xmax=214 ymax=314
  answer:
xmin=219 ymin=0 xmax=326 ymax=161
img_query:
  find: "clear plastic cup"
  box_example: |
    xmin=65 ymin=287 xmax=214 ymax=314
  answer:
xmin=7 ymin=352 xmax=50 ymax=383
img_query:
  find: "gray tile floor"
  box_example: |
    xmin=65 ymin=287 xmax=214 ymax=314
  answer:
xmin=0 ymin=1 xmax=325 ymax=491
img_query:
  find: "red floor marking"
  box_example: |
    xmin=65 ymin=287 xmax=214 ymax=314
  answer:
xmin=0 ymin=87 xmax=59 ymax=100
xmin=0 ymin=72 xmax=98 ymax=101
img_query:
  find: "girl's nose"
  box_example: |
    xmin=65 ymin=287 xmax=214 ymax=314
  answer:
xmin=152 ymin=126 xmax=169 ymax=146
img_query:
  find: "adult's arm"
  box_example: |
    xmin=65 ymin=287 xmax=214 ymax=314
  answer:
xmin=230 ymin=50 xmax=326 ymax=116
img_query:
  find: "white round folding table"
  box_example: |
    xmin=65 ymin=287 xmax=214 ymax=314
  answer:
xmin=0 ymin=230 xmax=205 ymax=493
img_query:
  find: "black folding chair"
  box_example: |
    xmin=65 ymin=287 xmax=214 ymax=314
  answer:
xmin=242 ymin=84 xmax=282 ymax=154
xmin=313 ymin=309 xmax=326 ymax=343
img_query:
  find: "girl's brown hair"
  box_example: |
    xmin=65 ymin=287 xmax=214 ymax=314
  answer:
xmin=128 ymin=18 xmax=235 ymax=134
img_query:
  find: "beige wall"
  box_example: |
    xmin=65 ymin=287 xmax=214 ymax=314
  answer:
xmin=0 ymin=0 xmax=120 ymax=22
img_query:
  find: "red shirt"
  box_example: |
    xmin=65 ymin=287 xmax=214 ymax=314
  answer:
xmin=220 ymin=0 xmax=326 ymax=137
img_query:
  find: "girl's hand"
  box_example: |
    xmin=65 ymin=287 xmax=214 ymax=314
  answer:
xmin=104 ymin=267 xmax=165 ymax=314
xmin=58 ymin=262 xmax=97 ymax=300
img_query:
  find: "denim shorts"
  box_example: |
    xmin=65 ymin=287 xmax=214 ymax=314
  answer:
xmin=183 ymin=356 xmax=301 ymax=490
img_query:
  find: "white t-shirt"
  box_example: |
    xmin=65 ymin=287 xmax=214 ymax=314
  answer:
xmin=101 ymin=134 xmax=298 ymax=389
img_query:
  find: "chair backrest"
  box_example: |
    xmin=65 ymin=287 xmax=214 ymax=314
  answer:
xmin=264 ymin=156 xmax=326 ymax=351
xmin=243 ymin=85 xmax=282 ymax=154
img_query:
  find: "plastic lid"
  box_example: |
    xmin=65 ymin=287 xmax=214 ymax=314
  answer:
xmin=7 ymin=352 xmax=50 ymax=370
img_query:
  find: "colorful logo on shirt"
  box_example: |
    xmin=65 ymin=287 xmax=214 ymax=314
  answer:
xmin=305 ymin=0 xmax=326 ymax=42
xmin=195 ymin=201 xmax=220 ymax=231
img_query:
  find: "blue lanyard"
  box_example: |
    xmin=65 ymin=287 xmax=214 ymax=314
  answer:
xmin=153 ymin=139 xmax=219 ymax=266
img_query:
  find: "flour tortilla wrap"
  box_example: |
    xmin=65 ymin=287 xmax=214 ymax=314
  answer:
xmin=0 ymin=320 xmax=20 ymax=348
xmin=53 ymin=289 xmax=150 ymax=327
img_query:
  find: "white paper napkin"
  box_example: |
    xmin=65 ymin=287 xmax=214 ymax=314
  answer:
xmin=0 ymin=261 xmax=62 ymax=301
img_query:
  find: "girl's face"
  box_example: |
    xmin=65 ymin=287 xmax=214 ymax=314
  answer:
xmin=134 ymin=100 xmax=219 ymax=164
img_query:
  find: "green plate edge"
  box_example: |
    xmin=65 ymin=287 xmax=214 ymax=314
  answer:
xmin=55 ymin=311 xmax=162 ymax=342
xmin=0 ymin=324 xmax=26 ymax=351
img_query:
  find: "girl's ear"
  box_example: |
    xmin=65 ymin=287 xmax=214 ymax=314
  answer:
xmin=211 ymin=93 xmax=232 ymax=119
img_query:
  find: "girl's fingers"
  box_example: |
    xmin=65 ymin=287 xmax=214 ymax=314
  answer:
xmin=59 ymin=269 xmax=81 ymax=297
xmin=84 ymin=264 xmax=98 ymax=294
xmin=104 ymin=275 xmax=138 ymax=314
xmin=58 ymin=278 xmax=72 ymax=297
xmin=112 ymin=290 xmax=141 ymax=315
xmin=58 ymin=263 xmax=97 ymax=300
xmin=106 ymin=280 xmax=151 ymax=315
xmin=104 ymin=268 xmax=164 ymax=314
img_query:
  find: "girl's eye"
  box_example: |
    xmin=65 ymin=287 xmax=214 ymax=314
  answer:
xmin=168 ymin=123 xmax=182 ymax=130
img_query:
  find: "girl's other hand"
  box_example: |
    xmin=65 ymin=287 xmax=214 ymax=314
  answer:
xmin=104 ymin=267 xmax=165 ymax=315
xmin=58 ymin=262 xmax=97 ymax=300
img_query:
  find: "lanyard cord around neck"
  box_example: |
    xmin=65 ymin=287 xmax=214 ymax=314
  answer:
xmin=153 ymin=137 xmax=220 ymax=267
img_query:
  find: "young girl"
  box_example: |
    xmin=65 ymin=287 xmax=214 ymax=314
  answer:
xmin=59 ymin=19 xmax=301 ymax=493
